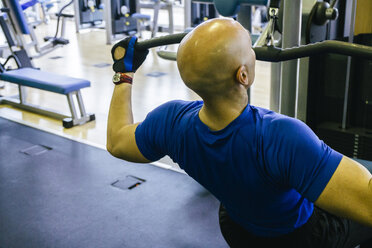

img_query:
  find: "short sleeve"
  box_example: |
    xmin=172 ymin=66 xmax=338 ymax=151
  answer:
xmin=263 ymin=116 xmax=343 ymax=202
xmin=135 ymin=102 xmax=176 ymax=161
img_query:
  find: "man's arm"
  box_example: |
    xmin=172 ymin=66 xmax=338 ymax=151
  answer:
xmin=106 ymin=36 xmax=150 ymax=163
xmin=106 ymin=77 xmax=150 ymax=163
xmin=315 ymin=156 xmax=372 ymax=227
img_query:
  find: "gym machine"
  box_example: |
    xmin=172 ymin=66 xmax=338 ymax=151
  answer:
xmin=0 ymin=12 xmax=95 ymax=128
xmin=132 ymin=0 xmax=372 ymax=160
xmin=132 ymin=32 xmax=372 ymax=60
xmin=105 ymin=0 xmax=150 ymax=44
xmin=1 ymin=0 xmax=73 ymax=58
xmin=184 ymin=0 xmax=268 ymax=45
xmin=256 ymin=0 xmax=372 ymax=160
xmin=137 ymin=0 xmax=174 ymax=38
xmin=305 ymin=1 xmax=372 ymax=160
xmin=21 ymin=0 xmax=46 ymax=26
xmin=74 ymin=0 xmax=104 ymax=31
xmin=184 ymin=0 xmax=217 ymax=28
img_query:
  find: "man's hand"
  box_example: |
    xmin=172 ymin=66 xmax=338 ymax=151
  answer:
xmin=111 ymin=36 xmax=149 ymax=73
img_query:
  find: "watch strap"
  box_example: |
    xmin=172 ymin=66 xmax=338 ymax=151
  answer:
xmin=113 ymin=73 xmax=133 ymax=85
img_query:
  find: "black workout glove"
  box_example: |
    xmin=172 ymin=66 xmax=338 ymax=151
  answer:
xmin=111 ymin=36 xmax=149 ymax=73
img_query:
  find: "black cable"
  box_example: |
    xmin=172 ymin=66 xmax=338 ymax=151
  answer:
xmin=54 ymin=0 xmax=74 ymax=38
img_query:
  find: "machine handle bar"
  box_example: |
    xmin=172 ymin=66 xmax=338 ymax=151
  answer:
xmin=135 ymin=33 xmax=187 ymax=50
xmin=135 ymin=33 xmax=372 ymax=62
xmin=254 ymin=41 xmax=372 ymax=62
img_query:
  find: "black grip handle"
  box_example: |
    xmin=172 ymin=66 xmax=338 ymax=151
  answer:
xmin=254 ymin=41 xmax=372 ymax=62
xmin=135 ymin=33 xmax=188 ymax=50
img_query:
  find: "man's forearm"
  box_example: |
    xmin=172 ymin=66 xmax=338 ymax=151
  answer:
xmin=107 ymin=73 xmax=134 ymax=149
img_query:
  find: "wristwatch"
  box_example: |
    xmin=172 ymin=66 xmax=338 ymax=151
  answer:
xmin=113 ymin=72 xmax=133 ymax=85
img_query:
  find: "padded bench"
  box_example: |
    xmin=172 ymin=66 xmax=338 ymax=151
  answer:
xmin=0 ymin=68 xmax=95 ymax=128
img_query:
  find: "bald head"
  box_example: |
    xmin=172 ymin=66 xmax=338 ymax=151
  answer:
xmin=177 ymin=18 xmax=256 ymax=98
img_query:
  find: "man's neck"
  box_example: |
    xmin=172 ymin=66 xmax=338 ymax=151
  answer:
xmin=199 ymin=91 xmax=248 ymax=131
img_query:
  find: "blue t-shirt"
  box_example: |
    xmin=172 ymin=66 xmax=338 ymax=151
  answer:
xmin=135 ymin=100 xmax=343 ymax=237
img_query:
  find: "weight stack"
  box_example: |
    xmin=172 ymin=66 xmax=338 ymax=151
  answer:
xmin=306 ymin=34 xmax=372 ymax=160
xmin=317 ymin=123 xmax=372 ymax=160
xmin=113 ymin=16 xmax=137 ymax=34
xmin=81 ymin=10 xmax=103 ymax=24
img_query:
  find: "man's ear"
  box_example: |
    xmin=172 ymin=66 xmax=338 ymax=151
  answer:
xmin=236 ymin=65 xmax=249 ymax=87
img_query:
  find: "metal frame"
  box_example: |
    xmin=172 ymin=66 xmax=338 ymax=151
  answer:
xmin=73 ymin=0 xmax=81 ymax=31
xmin=0 ymin=86 xmax=94 ymax=128
xmin=2 ymin=0 xmax=71 ymax=59
xmin=74 ymin=0 xmax=104 ymax=32
xmin=146 ymin=32 xmax=372 ymax=60
xmin=145 ymin=0 xmax=174 ymax=38
xmin=279 ymin=0 xmax=302 ymax=118
xmin=341 ymin=0 xmax=357 ymax=130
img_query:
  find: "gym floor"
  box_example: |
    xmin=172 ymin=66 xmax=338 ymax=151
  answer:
xmin=0 ymin=5 xmax=271 ymax=168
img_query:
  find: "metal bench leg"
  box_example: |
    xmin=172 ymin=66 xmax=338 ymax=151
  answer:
xmin=61 ymin=17 xmax=67 ymax=38
xmin=18 ymin=85 xmax=26 ymax=104
xmin=63 ymin=91 xmax=95 ymax=128
xmin=152 ymin=2 xmax=161 ymax=38
xmin=167 ymin=3 xmax=174 ymax=34
xmin=67 ymin=92 xmax=78 ymax=120
xmin=76 ymin=90 xmax=87 ymax=117
xmin=136 ymin=20 xmax=141 ymax=38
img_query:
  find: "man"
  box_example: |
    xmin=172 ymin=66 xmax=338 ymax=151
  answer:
xmin=107 ymin=18 xmax=372 ymax=247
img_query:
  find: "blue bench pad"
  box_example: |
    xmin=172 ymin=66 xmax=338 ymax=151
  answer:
xmin=0 ymin=68 xmax=90 ymax=94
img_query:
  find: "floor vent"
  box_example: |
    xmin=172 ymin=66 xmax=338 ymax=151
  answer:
xmin=112 ymin=175 xmax=146 ymax=190
xmin=49 ymin=56 xmax=63 ymax=60
xmin=20 ymin=145 xmax=52 ymax=156
xmin=146 ymin=71 xmax=167 ymax=78
xmin=93 ymin=63 xmax=111 ymax=68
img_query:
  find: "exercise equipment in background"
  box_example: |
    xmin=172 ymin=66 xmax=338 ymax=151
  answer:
xmin=137 ymin=0 xmax=174 ymax=38
xmin=213 ymin=0 xmax=268 ymax=17
xmin=0 ymin=13 xmax=95 ymax=128
xmin=190 ymin=1 xmax=217 ymax=27
xmin=21 ymin=0 xmax=47 ymax=26
xmin=185 ymin=0 xmax=270 ymax=25
xmin=105 ymin=0 xmax=175 ymax=44
xmin=105 ymin=0 xmax=153 ymax=44
xmin=184 ymin=0 xmax=269 ymax=44
xmin=111 ymin=0 xmax=137 ymax=34
xmin=74 ymin=0 xmax=104 ymax=30
xmin=306 ymin=35 xmax=372 ymax=160
xmin=250 ymin=0 xmax=372 ymax=160
xmin=1 ymin=0 xmax=73 ymax=58
xmin=270 ymin=0 xmax=372 ymax=161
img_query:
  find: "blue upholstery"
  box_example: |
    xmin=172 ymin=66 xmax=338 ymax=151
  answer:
xmin=8 ymin=0 xmax=30 ymax=34
xmin=0 ymin=68 xmax=90 ymax=94
xmin=20 ymin=0 xmax=39 ymax=10
xmin=132 ymin=13 xmax=151 ymax=20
